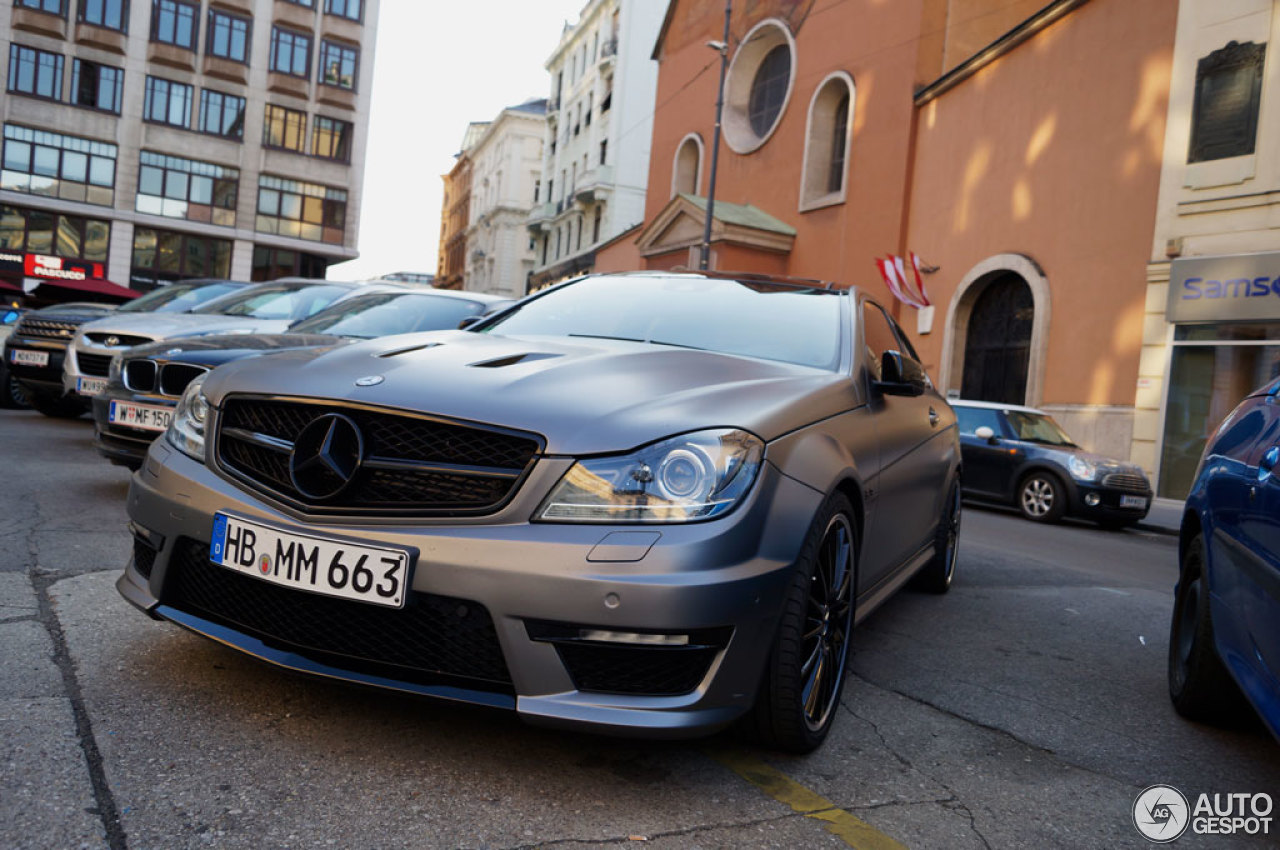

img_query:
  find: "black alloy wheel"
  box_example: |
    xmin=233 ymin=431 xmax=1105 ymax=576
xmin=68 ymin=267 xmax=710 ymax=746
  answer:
xmin=1168 ymin=534 xmax=1244 ymax=722
xmin=916 ymin=479 xmax=960 ymax=593
xmin=1018 ymin=472 xmax=1065 ymax=523
xmin=0 ymin=367 xmax=29 ymax=409
xmin=747 ymin=493 xmax=856 ymax=753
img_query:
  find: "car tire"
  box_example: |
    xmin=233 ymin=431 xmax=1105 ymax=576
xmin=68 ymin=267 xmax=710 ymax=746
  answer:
xmin=1168 ymin=534 xmax=1244 ymax=722
xmin=0 ymin=367 xmax=29 ymax=410
xmin=27 ymin=392 xmax=85 ymax=419
xmin=745 ymin=492 xmax=856 ymax=753
xmin=1017 ymin=471 xmax=1065 ymax=523
xmin=915 ymin=479 xmax=960 ymax=594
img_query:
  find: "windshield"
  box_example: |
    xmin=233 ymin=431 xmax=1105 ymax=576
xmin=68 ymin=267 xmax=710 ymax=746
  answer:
xmin=1004 ymin=411 xmax=1077 ymax=446
xmin=479 ymin=275 xmax=842 ymax=370
xmin=192 ymin=284 xmax=350 ymax=320
xmin=291 ymin=292 xmax=487 ymax=338
xmin=116 ymin=281 xmax=244 ymax=314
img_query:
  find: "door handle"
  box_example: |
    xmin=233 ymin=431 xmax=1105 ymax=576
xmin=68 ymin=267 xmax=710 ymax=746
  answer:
xmin=1259 ymin=446 xmax=1279 ymax=482
xmin=928 ymin=407 xmax=940 ymax=427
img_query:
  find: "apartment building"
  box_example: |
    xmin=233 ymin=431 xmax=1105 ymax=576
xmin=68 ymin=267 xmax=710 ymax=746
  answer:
xmin=1 ymin=0 xmax=378 ymax=298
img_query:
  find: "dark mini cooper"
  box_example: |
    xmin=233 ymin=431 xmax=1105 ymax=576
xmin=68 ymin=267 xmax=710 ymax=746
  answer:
xmin=952 ymin=399 xmax=1152 ymax=527
xmin=119 ymin=272 xmax=961 ymax=752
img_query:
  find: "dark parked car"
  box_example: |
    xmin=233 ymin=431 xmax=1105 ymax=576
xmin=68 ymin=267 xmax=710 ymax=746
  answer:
xmin=1169 ymin=377 xmax=1280 ymax=742
xmin=952 ymin=399 xmax=1152 ymax=527
xmin=118 ymin=272 xmax=961 ymax=752
xmin=3 ymin=302 xmax=115 ymax=417
xmin=93 ymin=288 xmax=511 ymax=469
xmin=0 ymin=306 xmax=30 ymax=409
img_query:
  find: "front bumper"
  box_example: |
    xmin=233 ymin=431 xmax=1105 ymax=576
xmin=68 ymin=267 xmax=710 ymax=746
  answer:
xmin=91 ymin=387 xmax=171 ymax=468
xmin=1067 ymin=479 xmax=1153 ymax=522
xmin=119 ymin=440 xmax=823 ymax=737
xmin=4 ymin=336 xmax=72 ymax=396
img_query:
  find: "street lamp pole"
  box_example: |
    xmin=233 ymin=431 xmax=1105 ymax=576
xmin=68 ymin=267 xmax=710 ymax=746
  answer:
xmin=700 ymin=0 xmax=731 ymax=272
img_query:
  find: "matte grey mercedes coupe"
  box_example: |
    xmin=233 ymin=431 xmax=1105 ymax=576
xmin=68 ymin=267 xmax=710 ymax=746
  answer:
xmin=119 ymin=272 xmax=961 ymax=752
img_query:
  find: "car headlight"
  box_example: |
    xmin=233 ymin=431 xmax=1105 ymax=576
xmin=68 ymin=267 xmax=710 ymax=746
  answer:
xmin=1068 ymin=456 xmax=1097 ymax=481
xmin=536 ymin=429 xmax=764 ymax=523
xmin=166 ymin=372 xmax=210 ymax=461
xmin=108 ymin=354 xmax=123 ymax=383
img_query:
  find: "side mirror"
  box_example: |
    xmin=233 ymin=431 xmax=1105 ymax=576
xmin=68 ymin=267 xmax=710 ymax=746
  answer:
xmin=974 ymin=426 xmax=998 ymax=444
xmin=874 ymin=350 xmax=927 ymax=397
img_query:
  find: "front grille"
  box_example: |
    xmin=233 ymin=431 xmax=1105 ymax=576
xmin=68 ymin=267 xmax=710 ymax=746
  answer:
xmin=133 ymin=538 xmax=157 ymax=579
xmin=159 ymin=364 xmax=207 ymax=397
xmin=215 ymin=397 xmax=542 ymax=516
xmin=78 ymin=352 xmax=113 ymax=377
xmin=164 ymin=538 xmax=513 ymax=691
xmin=1101 ymin=472 xmax=1149 ymax=492
xmin=124 ymin=359 xmax=158 ymax=393
xmin=85 ymin=332 xmax=151 ymax=346
xmin=555 ymin=644 xmax=720 ymax=696
xmin=15 ymin=318 xmax=82 ymax=340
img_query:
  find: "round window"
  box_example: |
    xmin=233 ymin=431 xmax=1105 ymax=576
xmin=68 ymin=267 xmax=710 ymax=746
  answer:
xmin=748 ymin=45 xmax=791 ymax=137
xmin=723 ymin=20 xmax=796 ymax=154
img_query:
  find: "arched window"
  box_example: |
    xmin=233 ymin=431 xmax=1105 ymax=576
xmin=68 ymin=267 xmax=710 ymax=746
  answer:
xmin=800 ymin=72 xmax=855 ymax=211
xmin=671 ymin=133 xmax=703 ymax=197
xmin=723 ymin=20 xmax=796 ymax=153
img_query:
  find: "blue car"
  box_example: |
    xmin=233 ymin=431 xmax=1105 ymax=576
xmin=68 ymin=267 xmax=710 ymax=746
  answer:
xmin=1170 ymin=377 xmax=1280 ymax=741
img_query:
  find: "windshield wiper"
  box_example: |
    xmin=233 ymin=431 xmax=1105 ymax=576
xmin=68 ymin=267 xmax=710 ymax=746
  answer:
xmin=567 ymin=333 xmax=704 ymax=351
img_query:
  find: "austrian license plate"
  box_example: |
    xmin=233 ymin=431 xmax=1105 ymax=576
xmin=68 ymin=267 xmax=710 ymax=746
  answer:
xmin=1119 ymin=495 xmax=1148 ymax=509
xmin=209 ymin=513 xmax=412 ymax=609
xmin=77 ymin=376 xmax=108 ymax=396
xmin=108 ymin=400 xmax=173 ymax=432
xmin=9 ymin=348 xmax=48 ymax=367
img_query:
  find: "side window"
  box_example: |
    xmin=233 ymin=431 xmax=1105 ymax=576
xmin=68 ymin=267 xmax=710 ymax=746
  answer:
xmin=861 ymin=302 xmax=900 ymax=380
xmin=955 ymin=406 xmax=1003 ymax=436
xmin=884 ymin=311 xmax=921 ymax=362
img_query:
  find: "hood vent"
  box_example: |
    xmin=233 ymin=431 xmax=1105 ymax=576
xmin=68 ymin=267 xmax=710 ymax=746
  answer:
xmin=469 ymin=352 xmax=560 ymax=369
xmin=377 ymin=342 xmax=442 ymax=358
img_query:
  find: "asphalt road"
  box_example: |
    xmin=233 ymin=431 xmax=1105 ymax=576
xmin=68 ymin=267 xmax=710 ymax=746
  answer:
xmin=1 ymin=408 xmax=1276 ymax=849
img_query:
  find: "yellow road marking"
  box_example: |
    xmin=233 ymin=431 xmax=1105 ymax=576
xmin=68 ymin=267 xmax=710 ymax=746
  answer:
xmin=705 ymin=746 xmax=910 ymax=850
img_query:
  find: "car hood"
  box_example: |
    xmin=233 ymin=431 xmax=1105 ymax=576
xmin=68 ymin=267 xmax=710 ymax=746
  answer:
xmin=126 ymin=333 xmax=349 ymax=367
xmin=79 ymin=313 xmax=293 ymax=341
xmin=201 ymin=331 xmax=855 ymax=454
xmin=1028 ymin=443 xmax=1148 ymax=477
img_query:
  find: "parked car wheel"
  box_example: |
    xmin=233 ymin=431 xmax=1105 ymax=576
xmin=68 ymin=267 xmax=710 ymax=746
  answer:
xmin=1018 ymin=471 xmax=1065 ymax=523
xmin=0 ymin=367 xmax=29 ymax=410
xmin=1168 ymin=534 xmax=1242 ymax=722
xmin=746 ymin=493 xmax=856 ymax=753
xmin=915 ymin=479 xmax=960 ymax=594
xmin=27 ymin=392 xmax=85 ymax=419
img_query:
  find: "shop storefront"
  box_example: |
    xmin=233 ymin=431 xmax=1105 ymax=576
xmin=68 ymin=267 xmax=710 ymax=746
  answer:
xmin=1158 ymin=251 xmax=1280 ymax=498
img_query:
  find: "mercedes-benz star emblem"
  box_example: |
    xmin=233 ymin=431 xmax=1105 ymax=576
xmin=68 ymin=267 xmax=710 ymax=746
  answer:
xmin=355 ymin=375 xmax=384 ymax=387
xmin=105 ymin=336 xmax=120 ymax=347
xmin=288 ymin=413 xmax=365 ymax=500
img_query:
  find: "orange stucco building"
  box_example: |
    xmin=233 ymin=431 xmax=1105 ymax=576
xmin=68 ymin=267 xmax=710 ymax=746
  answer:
xmin=603 ymin=0 xmax=1177 ymax=463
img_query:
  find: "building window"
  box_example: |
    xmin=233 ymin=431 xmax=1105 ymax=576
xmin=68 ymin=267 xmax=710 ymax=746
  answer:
xmin=199 ymin=89 xmax=246 ymax=139
xmin=16 ymin=0 xmax=65 ymax=15
xmin=723 ymin=19 xmax=795 ymax=153
xmin=263 ymin=104 xmax=307 ymax=152
xmin=136 ymin=151 xmax=238 ymax=227
xmin=71 ymin=59 xmax=124 ymax=113
xmin=143 ymin=76 xmax=193 ymax=128
xmin=0 ymin=205 xmax=109 ymax=262
xmin=800 ymin=72 xmax=854 ymax=210
xmin=207 ymin=10 xmax=251 ymax=63
xmin=319 ymin=40 xmax=357 ymax=90
xmin=600 ymin=139 xmax=607 ymax=165
xmin=269 ymin=26 xmax=312 ymax=77
xmin=1188 ymin=41 xmax=1267 ymax=163
xmin=592 ymin=206 xmax=602 ymax=243
xmin=7 ymin=45 xmax=64 ymax=101
xmin=151 ymin=0 xmax=197 ymax=49
xmin=131 ymin=227 xmax=232 ymax=288
xmin=282 ymin=0 xmax=314 ymax=7
xmin=252 ymin=246 xmax=330 ymax=281
xmin=671 ymin=133 xmax=702 ymax=197
xmin=312 ymin=115 xmax=352 ymax=162
xmin=324 ymin=0 xmax=361 ymax=22
xmin=79 ymin=0 xmax=127 ymax=31
xmin=1 ymin=124 xmax=117 ymax=206
xmin=256 ymin=175 xmax=346 ymax=244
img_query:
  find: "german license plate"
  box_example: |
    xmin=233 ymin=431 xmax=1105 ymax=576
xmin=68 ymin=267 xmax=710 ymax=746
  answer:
xmin=1119 ymin=495 xmax=1148 ymax=509
xmin=9 ymin=348 xmax=48 ymax=366
xmin=108 ymin=400 xmax=173 ymax=432
xmin=209 ymin=513 xmax=412 ymax=609
xmin=77 ymin=376 xmax=108 ymax=396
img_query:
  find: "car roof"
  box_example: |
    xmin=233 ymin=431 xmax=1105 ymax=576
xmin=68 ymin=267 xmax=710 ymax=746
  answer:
xmin=949 ymin=398 xmax=1048 ymax=415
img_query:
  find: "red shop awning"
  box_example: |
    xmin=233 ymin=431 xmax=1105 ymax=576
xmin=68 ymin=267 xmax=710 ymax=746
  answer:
xmin=0 ymin=279 xmax=21 ymax=292
xmin=34 ymin=277 xmax=142 ymax=301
